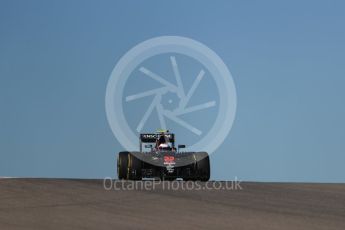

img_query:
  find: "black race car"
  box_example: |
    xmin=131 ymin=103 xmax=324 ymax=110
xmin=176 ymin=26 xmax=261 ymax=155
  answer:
xmin=117 ymin=131 xmax=210 ymax=181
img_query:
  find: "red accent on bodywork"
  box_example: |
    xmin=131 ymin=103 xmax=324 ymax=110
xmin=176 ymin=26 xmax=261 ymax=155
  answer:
xmin=164 ymin=156 xmax=175 ymax=162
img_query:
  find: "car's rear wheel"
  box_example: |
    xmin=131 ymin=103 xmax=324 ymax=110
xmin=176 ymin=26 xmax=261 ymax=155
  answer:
xmin=117 ymin=152 xmax=129 ymax=180
xmin=194 ymin=152 xmax=210 ymax=181
xmin=127 ymin=153 xmax=142 ymax=180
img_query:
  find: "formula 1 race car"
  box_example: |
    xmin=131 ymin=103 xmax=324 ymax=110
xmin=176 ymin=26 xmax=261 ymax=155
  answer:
xmin=117 ymin=130 xmax=210 ymax=181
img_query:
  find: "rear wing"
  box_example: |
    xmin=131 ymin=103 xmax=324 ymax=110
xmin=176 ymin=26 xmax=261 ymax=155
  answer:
xmin=140 ymin=133 xmax=175 ymax=143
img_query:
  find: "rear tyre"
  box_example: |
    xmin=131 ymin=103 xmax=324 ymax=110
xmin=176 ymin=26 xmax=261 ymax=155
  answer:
xmin=182 ymin=162 xmax=197 ymax=181
xmin=127 ymin=153 xmax=142 ymax=180
xmin=194 ymin=152 xmax=210 ymax=181
xmin=117 ymin=152 xmax=129 ymax=180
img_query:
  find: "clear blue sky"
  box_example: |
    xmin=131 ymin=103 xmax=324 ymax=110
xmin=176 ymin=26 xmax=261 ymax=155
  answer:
xmin=1 ymin=0 xmax=345 ymax=182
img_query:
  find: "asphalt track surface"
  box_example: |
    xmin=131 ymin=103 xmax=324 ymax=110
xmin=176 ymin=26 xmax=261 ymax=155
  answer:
xmin=0 ymin=179 xmax=344 ymax=230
